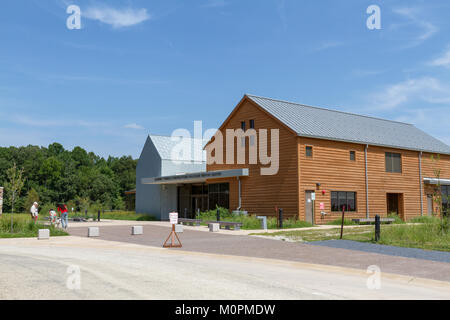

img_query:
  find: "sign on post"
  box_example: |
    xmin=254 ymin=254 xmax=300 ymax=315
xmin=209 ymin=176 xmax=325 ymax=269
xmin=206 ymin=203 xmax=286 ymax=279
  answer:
xmin=164 ymin=212 xmax=182 ymax=248
xmin=169 ymin=212 xmax=178 ymax=225
xmin=311 ymin=193 xmax=316 ymax=201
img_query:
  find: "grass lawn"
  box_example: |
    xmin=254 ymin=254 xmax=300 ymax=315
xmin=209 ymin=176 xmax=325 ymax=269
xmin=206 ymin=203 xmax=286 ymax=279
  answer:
xmin=0 ymin=214 xmax=68 ymax=238
xmin=68 ymin=211 xmax=157 ymax=221
xmin=252 ymin=218 xmax=450 ymax=252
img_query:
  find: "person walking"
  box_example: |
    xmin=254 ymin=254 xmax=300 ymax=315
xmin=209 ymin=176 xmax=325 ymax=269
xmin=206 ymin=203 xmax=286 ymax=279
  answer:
xmin=58 ymin=204 xmax=69 ymax=229
xmin=30 ymin=202 xmax=39 ymax=223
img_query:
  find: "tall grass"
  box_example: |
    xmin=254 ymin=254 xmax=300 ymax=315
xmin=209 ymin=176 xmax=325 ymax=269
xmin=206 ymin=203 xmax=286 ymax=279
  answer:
xmin=376 ymin=219 xmax=450 ymax=251
xmin=0 ymin=214 xmax=68 ymax=238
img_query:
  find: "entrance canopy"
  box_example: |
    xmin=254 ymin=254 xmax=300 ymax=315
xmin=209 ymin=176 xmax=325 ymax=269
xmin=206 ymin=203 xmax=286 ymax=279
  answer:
xmin=424 ymin=177 xmax=450 ymax=186
xmin=142 ymin=168 xmax=249 ymax=185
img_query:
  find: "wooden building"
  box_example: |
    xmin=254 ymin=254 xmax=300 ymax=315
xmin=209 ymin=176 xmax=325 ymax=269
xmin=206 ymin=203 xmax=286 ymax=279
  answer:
xmin=205 ymin=94 xmax=450 ymax=224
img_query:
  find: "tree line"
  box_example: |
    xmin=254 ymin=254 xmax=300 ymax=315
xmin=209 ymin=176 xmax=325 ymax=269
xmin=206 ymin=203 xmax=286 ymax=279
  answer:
xmin=0 ymin=143 xmax=137 ymax=213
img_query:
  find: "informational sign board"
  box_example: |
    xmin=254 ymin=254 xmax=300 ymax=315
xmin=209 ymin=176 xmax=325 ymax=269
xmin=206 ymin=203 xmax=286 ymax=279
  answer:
xmin=311 ymin=193 xmax=316 ymax=201
xmin=169 ymin=212 xmax=178 ymax=225
xmin=319 ymin=202 xmax=325 ymax=210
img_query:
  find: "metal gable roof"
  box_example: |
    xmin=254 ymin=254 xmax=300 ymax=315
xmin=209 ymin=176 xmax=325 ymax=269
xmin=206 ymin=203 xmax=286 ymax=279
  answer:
xmin=149 ymin=135 xmax=207 ymax=162
xmin=246 ymin=94 xmax=450 ymax=155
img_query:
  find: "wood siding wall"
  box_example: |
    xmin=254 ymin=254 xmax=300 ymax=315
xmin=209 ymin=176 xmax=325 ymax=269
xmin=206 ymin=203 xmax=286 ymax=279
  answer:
xmin=298 ymin=139 xmax=450 ymax=224
xmin=205 ymin=97 xmax=450 ymax=223
xmin=298 ymin=137 xmax=367 ymax=224
xmin=206 ymin=98 xmax=299 ymax=217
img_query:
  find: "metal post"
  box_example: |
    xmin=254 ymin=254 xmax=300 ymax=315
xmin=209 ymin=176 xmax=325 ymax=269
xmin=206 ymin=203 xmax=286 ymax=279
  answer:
xmin=278 ymin=208 xmax=283 ymax=229
xmin=340 ymin=206 xmax=346 ymax=239
xmin=216 ymin=208 xmax=220 ymax=222
xmin=97 ymin=210 xmax=101 ymax=222
xmin=419 ymin=151 xmax=424 ymax=216
xmin=375 ymin=214 xmax=381 ymax=242
xmin=365 ymin=144 xmax=370 ymax=219
xmin=85 ymin=209 xmax=87 ymax=219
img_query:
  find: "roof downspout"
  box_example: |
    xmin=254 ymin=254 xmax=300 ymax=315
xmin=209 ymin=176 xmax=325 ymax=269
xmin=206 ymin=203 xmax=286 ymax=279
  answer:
xmin=419 ymin=151 xmax=424 ymax=216
xmin=237 ymin=176 xmax=242 ymax=211
xmin=365 ymin=144 xmax=370 ymax=219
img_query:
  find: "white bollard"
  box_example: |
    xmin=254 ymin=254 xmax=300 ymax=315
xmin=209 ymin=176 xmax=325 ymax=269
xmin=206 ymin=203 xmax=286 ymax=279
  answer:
xmin=88 ymin=227 xmax=99 ymax=237
xmin=132 ymin=226 xmax=143 ymax=235
xmin=209 ymin=223 xmax=219 ymax=232
xmin=175 ymin=224 xmax=183 ymax=233
xmin=38 ymin=229 xmax=50 ymax=240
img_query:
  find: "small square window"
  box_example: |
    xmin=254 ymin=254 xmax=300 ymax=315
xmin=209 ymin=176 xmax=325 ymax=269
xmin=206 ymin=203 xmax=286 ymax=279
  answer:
xmin=350 ymin=151 xmax=356 ymax=161
xmin=306 ymin=146 xmax=313 ymax=157
xmin=250 ymin=120 xmax=255 ymax=129
xmin=241 ymin=121 xmax=246 ymax=131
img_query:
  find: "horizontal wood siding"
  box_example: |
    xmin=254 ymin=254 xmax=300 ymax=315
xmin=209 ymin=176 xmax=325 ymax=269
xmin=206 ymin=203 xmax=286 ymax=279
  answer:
xmin=298 ymin=137 xmax=367 ymax=224
xmin=421 ymin=153 xmax=450 ymax=215
xmin=298 ymin=139 xmax=450 ymax=224
xmin=206 ymin=98 xmax=299 ymax=217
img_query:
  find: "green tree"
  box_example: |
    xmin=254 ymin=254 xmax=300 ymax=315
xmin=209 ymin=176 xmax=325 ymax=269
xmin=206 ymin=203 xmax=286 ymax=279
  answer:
xmin=25 ymin=188 xmax=40 ymax=213
xmin=4 ymin=163 xmax=26 ymax=233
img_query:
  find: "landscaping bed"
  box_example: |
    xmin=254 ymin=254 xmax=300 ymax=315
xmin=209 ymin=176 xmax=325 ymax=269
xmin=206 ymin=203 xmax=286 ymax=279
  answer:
xmin=0 ymin=214 xmax=68 ymax=238
xmin=252 ymin=217 xmax=450 ymax=252
xmin=196 ymin=208 xmax=313 ymax=230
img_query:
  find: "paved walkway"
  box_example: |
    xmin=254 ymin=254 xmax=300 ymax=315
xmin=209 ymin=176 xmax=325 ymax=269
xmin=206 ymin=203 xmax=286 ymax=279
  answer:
xmin=310 ymin=240 xmax=450 ymax=263
xmin=68 ymin=223 xmax=450 ymax=282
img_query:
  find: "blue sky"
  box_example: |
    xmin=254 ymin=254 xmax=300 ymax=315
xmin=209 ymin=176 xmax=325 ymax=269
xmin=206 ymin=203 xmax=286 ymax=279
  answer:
xmin=0 ymin=0 xmax=449 ymax=158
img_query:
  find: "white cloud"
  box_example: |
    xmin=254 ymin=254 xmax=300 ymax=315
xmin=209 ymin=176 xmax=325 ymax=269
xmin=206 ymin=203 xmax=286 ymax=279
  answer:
xmin=368 ymin=77 xmax=450 ymax=111
xmin=83 ymin=6 xmax=150 ymax=28
xmin=429 ymin=45 xmax=450 ymax=68
xmin=124 ymin=123 xmax=144 ymax=130
xmin=392 ymin=7 xmax=438 ymax=48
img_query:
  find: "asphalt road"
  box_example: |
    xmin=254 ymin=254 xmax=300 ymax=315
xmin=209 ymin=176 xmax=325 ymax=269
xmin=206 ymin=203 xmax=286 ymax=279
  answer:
xmin=0 ymin=237 xmax=449 ymax=300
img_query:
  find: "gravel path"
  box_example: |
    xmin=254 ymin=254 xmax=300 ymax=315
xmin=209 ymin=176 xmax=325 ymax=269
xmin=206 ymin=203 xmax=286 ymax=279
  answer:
xmin=309 ymin=240 xmax=450 ymax=263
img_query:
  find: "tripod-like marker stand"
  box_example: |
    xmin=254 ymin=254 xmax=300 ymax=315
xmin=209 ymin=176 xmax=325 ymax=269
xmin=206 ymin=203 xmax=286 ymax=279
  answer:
xmin=163 ymin=212 xmax=182 ymax=248
xmin=163 ymin=224 xmax=182 ymax=248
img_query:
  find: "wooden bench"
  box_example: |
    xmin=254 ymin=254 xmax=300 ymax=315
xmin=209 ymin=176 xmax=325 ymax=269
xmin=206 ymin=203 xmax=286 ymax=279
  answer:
xmin=352 ymin=218 xmax=395 ymax=224
xmin=206 ymin=221 xmax=243 ymax=231
xmin=178 ymin=218 xmax=202 ymax=226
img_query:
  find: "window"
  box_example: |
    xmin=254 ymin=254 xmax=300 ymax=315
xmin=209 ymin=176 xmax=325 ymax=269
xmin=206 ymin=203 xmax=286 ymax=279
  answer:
xmin=350 ymin=151 xmax=356 ymax=161
xmin=250 ymin=119 xmax=255 ymax=129
xmin=306 ymin=146 xmax=313 ymax=158
xmin=385 ymin=152 xmax=402 ymax=173
xmin=208 ymin=183 xmax=230 ymax=210
xmin=241 ymin=121 xmax=246 ymax=131
xmin=442 ymin=186 xmax=450 ymax=216
xmin=331 ymin=191 xmax=357 ymax=211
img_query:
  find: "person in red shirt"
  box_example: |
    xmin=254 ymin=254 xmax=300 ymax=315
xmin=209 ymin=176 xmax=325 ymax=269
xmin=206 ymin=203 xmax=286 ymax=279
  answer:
xmin=57 ymin=204 xmax=69 ymax=229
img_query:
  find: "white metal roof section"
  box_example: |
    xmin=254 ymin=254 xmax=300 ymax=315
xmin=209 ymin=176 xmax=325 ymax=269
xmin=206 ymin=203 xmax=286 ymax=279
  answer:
xmin=141 ymin=168 xmax=249 ymax=185
xmin=149 ymin=134 xmax=208 ymax=162
xmin=246 ymin=94 xmax=450 ymax=155
xmin=423 ymin=177 xmax=450 ymax=185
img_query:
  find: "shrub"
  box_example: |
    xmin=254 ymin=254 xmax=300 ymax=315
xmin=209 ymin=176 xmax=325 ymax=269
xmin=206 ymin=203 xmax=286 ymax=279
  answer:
xmin=387 ymin=214 xmax=405 ymax=224
xmin=326 ymin=218 xmax=357 ymax=226
xmin=197 ymin=208 xmax=312 ymax=230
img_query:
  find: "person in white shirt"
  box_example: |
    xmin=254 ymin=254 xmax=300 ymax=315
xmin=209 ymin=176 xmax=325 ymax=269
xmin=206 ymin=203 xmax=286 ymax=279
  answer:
xmin=30 ymin=202 xmax=39 ymax=223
